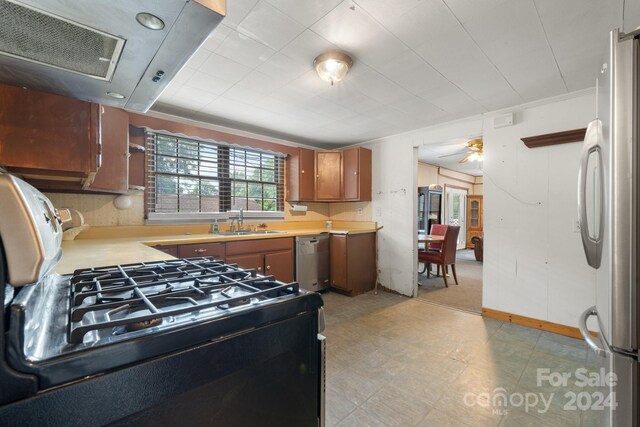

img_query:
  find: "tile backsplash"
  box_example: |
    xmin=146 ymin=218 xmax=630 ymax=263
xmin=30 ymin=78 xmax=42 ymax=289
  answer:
xmin=45 ymin=193 xmax=145 ymax=226
xmin=45 ymin=192 xmax=371 ymax=226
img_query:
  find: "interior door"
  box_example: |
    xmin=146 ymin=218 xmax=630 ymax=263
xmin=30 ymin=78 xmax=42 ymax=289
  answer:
xmin=445 ymin=186 xmax=467 ymax=250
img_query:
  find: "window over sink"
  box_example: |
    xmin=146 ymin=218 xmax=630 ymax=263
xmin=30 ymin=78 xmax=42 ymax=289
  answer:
xmin=146 ymin=132 xmax=285 ymax=223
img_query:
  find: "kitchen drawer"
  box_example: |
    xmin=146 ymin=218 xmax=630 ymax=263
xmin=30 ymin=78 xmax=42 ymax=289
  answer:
xmin=153 ymin=245 xmax=178 ymax=257
xmin=226 ymin=238 xmax=293 ymax=256
xmin=178 ymin=242 xmax=225 ymax=260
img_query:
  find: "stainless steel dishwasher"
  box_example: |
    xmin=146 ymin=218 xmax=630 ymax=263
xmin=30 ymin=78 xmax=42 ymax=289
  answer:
xmin=295 ymin=234 xmax=330 ymax=292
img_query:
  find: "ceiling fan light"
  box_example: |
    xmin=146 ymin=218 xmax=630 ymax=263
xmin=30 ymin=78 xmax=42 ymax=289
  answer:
xmin=314 ymin=51 xmax=353 ymax=85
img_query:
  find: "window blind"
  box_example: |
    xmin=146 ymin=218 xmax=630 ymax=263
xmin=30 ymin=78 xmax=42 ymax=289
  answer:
xmin=146 ymin=132 xmax=285 ymax=218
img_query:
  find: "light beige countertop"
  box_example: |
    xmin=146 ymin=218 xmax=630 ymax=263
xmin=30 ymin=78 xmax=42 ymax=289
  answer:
xmin=57 ymin=221 xmax=377 ymax=275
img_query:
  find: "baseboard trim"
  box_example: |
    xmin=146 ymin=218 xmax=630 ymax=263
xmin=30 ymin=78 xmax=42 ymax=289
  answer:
xmin=482 ymin=307 xmax=593 ymax=340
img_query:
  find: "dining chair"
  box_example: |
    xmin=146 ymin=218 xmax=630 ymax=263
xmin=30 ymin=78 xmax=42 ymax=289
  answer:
xmin=427 ymin=224 xmax=447 ymax=253
xmin=418 ymin=225 xmax=460 ymax=287
xmin=418 ymin=224 xmax=448 ymax=275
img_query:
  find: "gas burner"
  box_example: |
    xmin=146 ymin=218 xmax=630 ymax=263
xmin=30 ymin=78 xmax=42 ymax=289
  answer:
xmin=68 ymin=257 xmax=299 ymax=344
xmin=126 ymin=318 xmax=162 ymax=332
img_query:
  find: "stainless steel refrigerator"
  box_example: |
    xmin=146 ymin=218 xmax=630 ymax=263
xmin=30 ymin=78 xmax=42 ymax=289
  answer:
xmin=578 ymin=28 xmax=638 ymax=427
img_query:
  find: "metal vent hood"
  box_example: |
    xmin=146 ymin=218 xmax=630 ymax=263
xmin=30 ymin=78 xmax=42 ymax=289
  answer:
xmin=0 ymin=0 xmax=225 ymax=112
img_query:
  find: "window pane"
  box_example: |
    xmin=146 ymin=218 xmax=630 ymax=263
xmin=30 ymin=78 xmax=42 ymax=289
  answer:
xmin=156 ymin=155 xmax=177 ymax=173
xmin=150 ymin=134 xmax=284 ymax=216
xmin=261 ymin=199 xmax=276 ymax=211
xmin=157 ymin=138 xmax=177 ymax=156
xmin=178 ymin=140 xmax=199 ymax=160
xmin=178 ymin=157 xmax=199 ymax=175
xmin=246 ymin=152 xmax=261 ymax=168
xmin=246 ymin=166 xmax=259 ymax=181
xmin=233 ymin=182 xmax=247 ymax=197
xmin=201 ymin=179 xmax=219 ymax=212
xmin=248 ymin=183 xmax=262 ymax=198
xmin=156 ymin=175 xmax=178 ymax=212
xmin=263 ymin=184 xmax=276 ymax=199
xmin=200 ymin=162 xmax=218 ymax=177
xmin=262 ymin=169 xmax=275 ymax=183
xmin=179 ymin=177 xmax=200 ymax=212
xmin=231 ymin=197 xmax=247 ymax=210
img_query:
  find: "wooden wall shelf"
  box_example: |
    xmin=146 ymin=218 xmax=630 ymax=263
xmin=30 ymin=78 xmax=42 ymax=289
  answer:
xmin=521 ymin=128 xmax=586 ymax=148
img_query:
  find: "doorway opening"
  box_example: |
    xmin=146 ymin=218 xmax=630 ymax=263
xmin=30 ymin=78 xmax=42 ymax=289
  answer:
xmin=415 ymin=139 xmax=484 ymax=314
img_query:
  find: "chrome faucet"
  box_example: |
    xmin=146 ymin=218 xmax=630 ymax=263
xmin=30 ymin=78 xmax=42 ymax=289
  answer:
xmin=239 ymin=209 xmax=244 ymax=231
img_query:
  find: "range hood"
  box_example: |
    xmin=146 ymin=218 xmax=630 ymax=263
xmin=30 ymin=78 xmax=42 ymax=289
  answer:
xmin=0 ymin=0 xmax=225 ymax=112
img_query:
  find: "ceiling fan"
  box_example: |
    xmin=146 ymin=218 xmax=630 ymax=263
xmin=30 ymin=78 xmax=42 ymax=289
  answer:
xmin=438 ymin=138 xmax=484 ymax=163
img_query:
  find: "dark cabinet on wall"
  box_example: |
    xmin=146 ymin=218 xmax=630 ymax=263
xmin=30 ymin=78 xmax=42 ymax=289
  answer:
xmin=315 ymin=151 xmax=342 ymax=201
xmin=342 ymin=147 xmax=371 ymax=201
xmin=88 ymin=106 xmax=129 ymax=193
xmin=0 ymin=84 xmax=130 ymax=194
xmin=286 ymin=147 xmax=372 ymax=202
xmin=0 ymin=84 xmax=100 ymax=189
xmin=285 ymin=147 xmax=315 ymax=201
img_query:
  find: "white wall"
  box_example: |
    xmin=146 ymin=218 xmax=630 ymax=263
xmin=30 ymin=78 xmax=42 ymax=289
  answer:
xmin=482 ymin=91 xmax=597 ymax=328
xmin=366 ymin=90 xmax=597 ymax=327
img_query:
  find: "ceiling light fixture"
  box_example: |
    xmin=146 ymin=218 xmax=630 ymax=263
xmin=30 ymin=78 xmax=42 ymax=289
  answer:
xmin=106 ymin=91 xmax=125 ymax=99
xmin=313 ymin=51 xmax=353 ymax=86
xmin=136 ymin=12 xmax=165 ymax=30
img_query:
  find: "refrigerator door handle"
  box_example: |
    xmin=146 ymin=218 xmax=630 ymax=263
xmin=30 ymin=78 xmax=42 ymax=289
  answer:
xmin=579 ymin=306 xmax=608 ymax=357
xmin=577 ymin=119 xmax=604 ymax=268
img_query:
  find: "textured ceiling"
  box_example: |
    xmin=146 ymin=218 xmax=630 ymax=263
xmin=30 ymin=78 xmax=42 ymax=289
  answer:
xmin=152 ymin=0 xmax=623 ymax=148
xmin=418 ymin=139 xmax=484 ymax=176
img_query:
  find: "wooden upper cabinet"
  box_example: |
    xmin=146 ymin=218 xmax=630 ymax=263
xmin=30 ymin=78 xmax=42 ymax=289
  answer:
xmin=88 ymin=106 xmax=129 ymax=193
xmin=315 ymin=151 xmax=342 ymax=201
xmin=285 ymin=147 xmax=315 ymax=201
xmin=0 ymin=83 xmax=100 ymax=187
xmin=342 ymin=147 xmax=372 ymax=201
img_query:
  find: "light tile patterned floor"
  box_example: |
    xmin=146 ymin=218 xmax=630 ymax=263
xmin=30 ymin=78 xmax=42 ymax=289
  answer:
xmin=322 ymin=291 xmax=604 ymax=427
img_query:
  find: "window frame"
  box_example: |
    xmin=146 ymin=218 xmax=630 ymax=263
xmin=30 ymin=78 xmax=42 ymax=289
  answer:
xmin=145 ymin=132 xmax=285 ymax=224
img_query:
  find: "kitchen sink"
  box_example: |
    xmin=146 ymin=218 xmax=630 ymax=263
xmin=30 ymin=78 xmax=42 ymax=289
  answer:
xmin=214 ymin=230 xmax=284 ymax=236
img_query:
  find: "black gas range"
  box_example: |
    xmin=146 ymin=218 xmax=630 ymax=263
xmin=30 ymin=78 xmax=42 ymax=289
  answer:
xmin=0 ymin=174 xmax=325 ymax=426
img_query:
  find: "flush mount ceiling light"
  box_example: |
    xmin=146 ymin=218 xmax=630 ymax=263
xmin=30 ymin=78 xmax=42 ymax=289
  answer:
xmin=136 ymin=12 xmax=165 ymax=30
xmin=106 ymin=91 xmax=125 ymax=99
xmin=313 ymin=51 xmax=353 ymax=86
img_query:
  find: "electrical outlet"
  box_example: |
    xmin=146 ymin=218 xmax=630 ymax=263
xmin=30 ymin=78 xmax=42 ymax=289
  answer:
xmin=357 ymin=208 xmax=363 ymax=216
xmin=375 ymin=207 xmax=382 ymax=217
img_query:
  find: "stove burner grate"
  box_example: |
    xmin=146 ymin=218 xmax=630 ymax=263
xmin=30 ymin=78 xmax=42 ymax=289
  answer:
xmin=68 ymin=257 xmax=299 ymax=344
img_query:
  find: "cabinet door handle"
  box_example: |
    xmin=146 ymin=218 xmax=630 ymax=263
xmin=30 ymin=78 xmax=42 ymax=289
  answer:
xmin=194 ymin=248 xmax=207 ymax=253
xmin=301 ymin=170 xmax=305 ymax=173
xmin=258 ymin=267 xmax=262 ymax=272
xmin=266 ymin=265 xmax=271 ymax=270
xmin=354 ymin=171 xmax=358 ymax=175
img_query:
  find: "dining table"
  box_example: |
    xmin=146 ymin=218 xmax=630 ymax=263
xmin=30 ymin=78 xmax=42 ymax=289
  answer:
xmin=417 ymin=234 xmax=445 ymax=275
xmin=418 ymin=234 xmax=445 ymax=246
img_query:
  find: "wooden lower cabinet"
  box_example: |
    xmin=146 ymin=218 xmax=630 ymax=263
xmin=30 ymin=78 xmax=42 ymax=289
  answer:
xmin=264 ymin=250 xmax=294 ymax=282
xmin=330 ymin=233 xmax=376 ymax=296
xmin=226 ymin=253 xmax=263 ymax=273
xmin=226 ymin=238 xmax=294 ymax=283
xmin=178 ymin=242 xmax=225 ymax=260
xmin=153 ymin=245 xmax=178 ymax=257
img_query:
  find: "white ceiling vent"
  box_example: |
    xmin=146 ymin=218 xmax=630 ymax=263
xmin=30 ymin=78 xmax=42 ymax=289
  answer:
xmin=0 ymin=0 xmax=125 ymax=81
